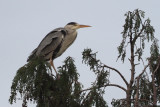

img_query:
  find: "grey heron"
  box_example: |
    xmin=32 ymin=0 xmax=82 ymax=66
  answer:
xmin=27 ymin=22 xmax=91 ymax=75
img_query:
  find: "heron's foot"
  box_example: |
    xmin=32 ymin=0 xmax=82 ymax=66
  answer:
xmin=56 ymin=74 xmax=60 ymax=79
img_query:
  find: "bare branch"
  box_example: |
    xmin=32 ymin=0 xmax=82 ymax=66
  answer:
xmin=136 ymin=64 xmax=149 ymax=79
xmin=106 ymin=84 xmax=127 ymax=92
xmin=79 ymin=83 xmax=127 ymax=94
xmin=103 ymin=64 xmax=129 ymax=86
xmin=153 ymin=57 xmax=160 ymax=74
xmin=134 ymin=63 xmax=140 ymax=66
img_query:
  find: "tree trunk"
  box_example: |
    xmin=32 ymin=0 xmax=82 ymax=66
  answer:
xmin=126 ymin=35 xmax=135 ymax=107
xmin=152 ymin=74 xmax=157 ymax=106
xmin=126 ymin=88 xmax=131 ymax=107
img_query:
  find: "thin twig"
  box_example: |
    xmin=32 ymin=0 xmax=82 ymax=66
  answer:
xmin=135 ymin=64 xmax=149 ymax=79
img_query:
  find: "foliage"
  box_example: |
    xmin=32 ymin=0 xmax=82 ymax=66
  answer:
xmin=117 ymin=9 xmax=155 ymax=62
xmin=9 ymin=57 xmax=82 ymax=107
xmin=115 ymin=9 xmax=160 ymax=107
xmin=82 ymin=49 xmax=109 ymax=87
xmin=9 ymin=56 xmax=108 ymax=107
xmin=132 ymin=74 xmax=153 ymax=106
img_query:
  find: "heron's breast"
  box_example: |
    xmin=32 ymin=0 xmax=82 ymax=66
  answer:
xmin=55 ymin=32 xmax=77 ymax=58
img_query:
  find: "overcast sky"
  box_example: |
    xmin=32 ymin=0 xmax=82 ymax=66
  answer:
xmin=1 ymin=0 xmax=160 ymax=107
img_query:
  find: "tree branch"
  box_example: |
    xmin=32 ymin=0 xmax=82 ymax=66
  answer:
xmin=103 ymin=64 xmax=129 ymax=86
xmin=136 ymin=63 xmax=149 ymax=79
xmin=79 ymin=83 xmax=127 ymax=94
xmin=106 ymin=84 xmax=127 ymax=92
xmin=132 ymin=26 xmax=144 ymax=43
xmin=153 ymin=57 xmax=160 ymax=75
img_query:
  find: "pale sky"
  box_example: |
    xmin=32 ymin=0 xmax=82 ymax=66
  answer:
xmin=1 ymin=0 xmax=160 ymax=107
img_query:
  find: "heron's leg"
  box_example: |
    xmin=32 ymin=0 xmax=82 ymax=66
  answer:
xmin=49 ymin=59 xmax=58 ymax=75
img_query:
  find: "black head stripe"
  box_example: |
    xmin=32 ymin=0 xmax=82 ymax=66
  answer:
xmin=67 ymin=22 xmax=77 ymax=25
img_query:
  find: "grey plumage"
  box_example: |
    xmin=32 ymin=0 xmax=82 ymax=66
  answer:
xmin=27 ymin=27 xmax=75 ymax=61
xmin=27 ymin=22 xmax=91 ymax=75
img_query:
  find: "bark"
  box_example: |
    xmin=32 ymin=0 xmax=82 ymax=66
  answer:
xmin=152 ymin=74 xmax=157 ymax=106
xmin=126 ymin=22 xmax=145 ymax=107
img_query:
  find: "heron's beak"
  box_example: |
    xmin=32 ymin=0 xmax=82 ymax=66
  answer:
xmin=78 ymin=24 xmax=91 ymax=28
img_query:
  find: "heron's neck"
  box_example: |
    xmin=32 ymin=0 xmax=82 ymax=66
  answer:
xmin=64 ymin=27 xmax=77 ymax=35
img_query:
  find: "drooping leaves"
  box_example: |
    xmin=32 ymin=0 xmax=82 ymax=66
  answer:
xmin=9 ymin=55 xmax=109 ymax=107
xmin=9 ymin=57 xmax=83 ymax=107
xmin=117 ymin=9 xmax=155 ymax=62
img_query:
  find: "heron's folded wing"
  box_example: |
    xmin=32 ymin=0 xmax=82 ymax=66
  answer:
xmin=36 ymin=28 xmax=66 ymax=56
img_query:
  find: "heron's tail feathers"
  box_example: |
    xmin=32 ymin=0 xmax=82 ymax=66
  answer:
xmin=27 ymin=48 xmax=37 ymax=62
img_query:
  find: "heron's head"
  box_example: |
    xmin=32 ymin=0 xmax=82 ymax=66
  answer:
xmin=65 ymin=22 xmax=91 ymax=30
